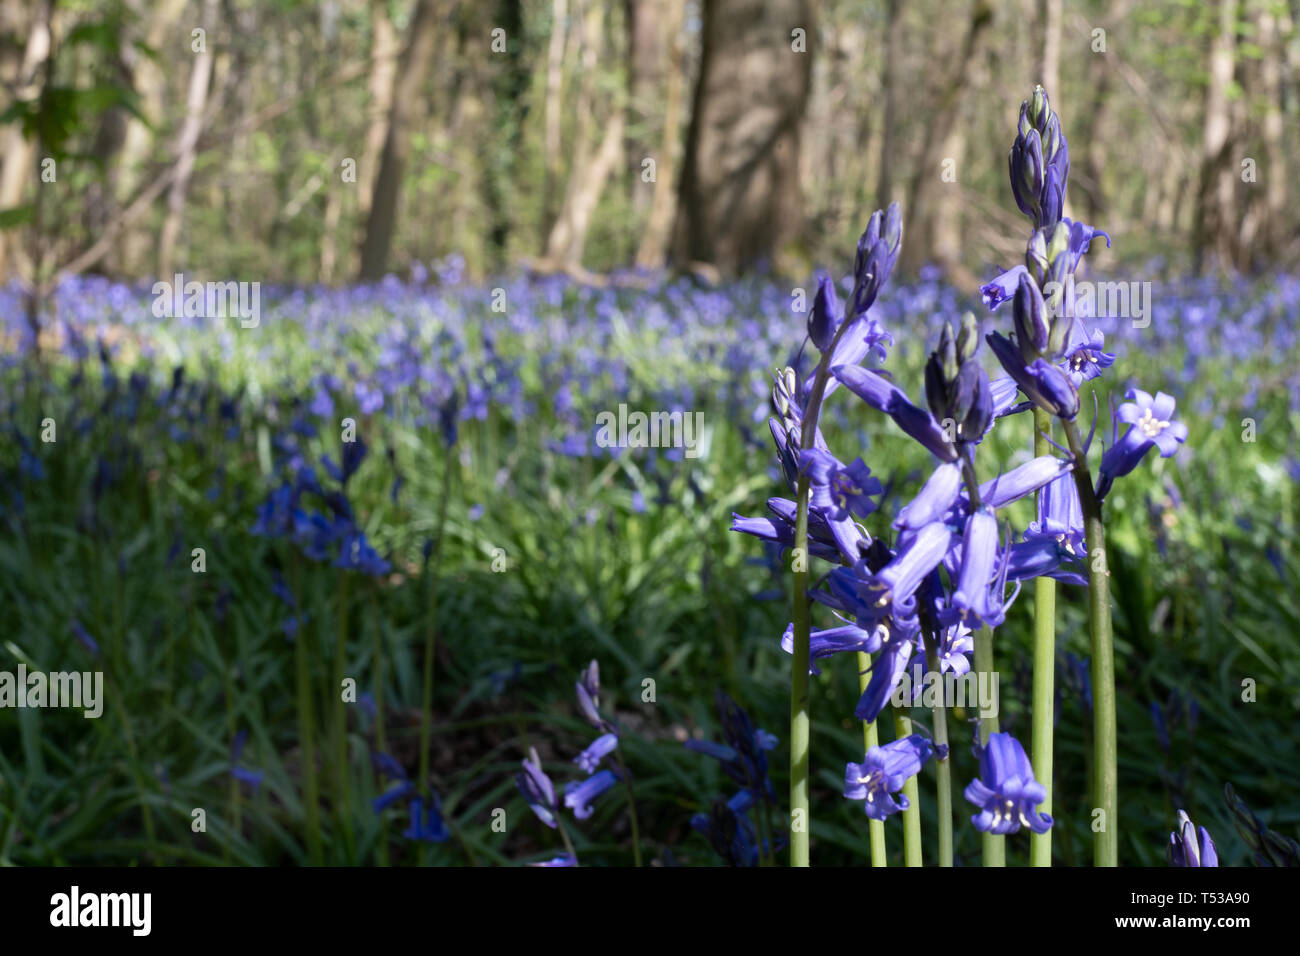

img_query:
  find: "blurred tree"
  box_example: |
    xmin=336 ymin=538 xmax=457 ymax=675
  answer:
xmin=0 ymin=0 xmax=52 ymax=279
xmin=1194 ymin=0 xmax=1240 ymax=274
xmin=541 ymin=0 xmax=625 ymax=272
xmin=672 ymin=0 xmax=813 ymax=276
xmin=359 ymin=0 xmax=443 ymax=280
xmin=158 ymin=0 xmax=217 ymax=278
xmin=634 ymin=0 xmax=684 ymax=270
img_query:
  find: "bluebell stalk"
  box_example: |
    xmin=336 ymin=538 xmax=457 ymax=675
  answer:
xmin=572 ymin=660 xmax=642 ymax=865
xmin=785 ymin=204 xmax=902 ymax=867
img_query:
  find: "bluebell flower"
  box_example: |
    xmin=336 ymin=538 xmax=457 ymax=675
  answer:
xmin=1061 ymin=325 xmax=1115 ymax=386
xmin=833 ymin=366 xmax=960 ymax=462
xmin=403 ymin=796 xmax=450 ymax=843
xmin=981 ymin=265 xmax=1029 ymax=310
xmin=691 ymin=793 xmax=761 ymax=867
xmin=964 ymin=732 xmax=1052 ymax=834
xmin=801 ymin=451 xmax=882 ymax=523
xmin=575 ymin=659 xmax=613 ymax=732
xmin=868 ymin=522 xmax=954 ymax=611
xmin=781 ymin=619 xmax=883 ymax=675
xmin=230 ymin=731 xmax=265 ymax=791
xmin=976 ymin=454 xmax=1075 ymax=511
xmin=807 ymin=271 xmax=841 ymax=351
xmin=849 ymin=203 xmax=903 ymax=318
xmin=564 ymin=769 xmax=620 ymax=820
xmin=373 ymin=780 xmax=415 ymax=812
xmin=1168 ymin=810 xmax=1218 ymax=867
xmin=685 ymin=690 xmax=778 ymax=806
xmin=844 ymin=734 xmax=936 ymax=821
xmin=1096 ymin=389 xmax=1188 ymax=499
xmin=949 ymin=509 xmax=1012 ymax=628
xmin=70 ymin=620 xmax=99 ymax=656
xmin=530 ymin=854 xmax=578 ymax=867
xmin=894 ymin=461 xmax=963 ymax=531
xmin=574 ymin=732 xmax=619 ymax=774
xmin=1026 ymin=471 xmax=1084 ymax=555
xmin=516 ymin=747 xmax=558 ymax=829
xmin=853 ymin=620 xmax=917 ymax=723
xmin=986 ymin=331 xmax=1078 ymax=419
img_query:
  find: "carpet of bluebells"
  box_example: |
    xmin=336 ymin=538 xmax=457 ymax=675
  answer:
xmin=1 ymin=258 xmax=1298 ymax=866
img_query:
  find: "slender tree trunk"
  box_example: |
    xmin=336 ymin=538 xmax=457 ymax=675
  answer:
xmin=876 ymin=0 xmax=904 ymax=211
xmin=901 ymin=0 xmax=992 ymax=274
xmin=117 ymin=0 xmax=186 ymax=275
xmin=672 ymin=0 xmax=814 ymax=276
xmin=543 ymin=0 xmax=625 ymax=268
xmin=0 ymin=1 xmax=53 ymax=280
xmin=1254 ymin=0 xmax=1286 ymax=266
xmin=158 ymin=0 xmax=218 ymax=278
xmin=358 ymin=0 xmax=442 ymax=281
xmin=1194 ymin=0 xmax=1238 ymax=274
xmin=625 ymin=0 xmax=664 ymax=214
xmin=358 ymin=0 xmax=397 ymax=221
xmin=542 ymin=0 xmax=568 ymax=246
xmin=635 ymin=0 xmax=685 ymax=269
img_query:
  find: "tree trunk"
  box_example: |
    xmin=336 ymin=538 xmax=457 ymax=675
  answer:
xmin=0 ymin=1 xmax=52 ymax=281
xmin=116 ymin=0 xmax=186 ymax=275
xmin=358 ymin=0 xmax=442 ymax=281
xmin=541 ymin=0 xmax=568 ymax=246
xmin=1253 ymin=0 xmax=1286 ymax=265
xmin=900 ymin=0 xmax=992 ymax=275
xmin=1194 ymin=0 xmax=1238 ymax=274
xmin=876 ymin=0 xmax=904 ymax=211
xmin=358 ymin=0 xmax=397 ymax=221
xmin=625 ymin=0 xmax=664 ymax=214
xmin=635 ymin=0 xmax=685 ymax=269
xmin=543 ymin=0 xmax=625 ymax=268
xmin=672 ymin=0 xmax=813 ymax=276
xmin=158 ymin=0 xmax=218 ymax=278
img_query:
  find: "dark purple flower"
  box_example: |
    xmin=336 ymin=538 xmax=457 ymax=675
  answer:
xmin=807 ymin=271 xmax=841 ymax=351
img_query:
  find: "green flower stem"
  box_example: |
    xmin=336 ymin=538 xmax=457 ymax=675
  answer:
xmin=371 ymin=589 xmax=388 ymax=866
xmin=611 ymin=748 xmax=643 ymax=867
xmin=921 ymin=636 xmax=953 ymax=867
xmin=788 ymin=318 xmax=857 ymax=866
xmin=419 ymin=449 xmax=453 ymax=864
xmin=292 ymin=559 xmax=322 ymax=866
xmin=858 ymin=651 xmax=887 ymax=867
xmin=973 ymin=625 xmax=1005 ymax=866
xmin=790 ymin=471 xmax=813 ymax=866
xmin=1061 ymin=416 xmax=1117 ymax=867
xmin=334 ymin=569 xmax=354 ymax=860
xmin=1029 ymin=407 xmax=1056 ymax=867
xmin=893 ymin=708 xmax=923 ymax=867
